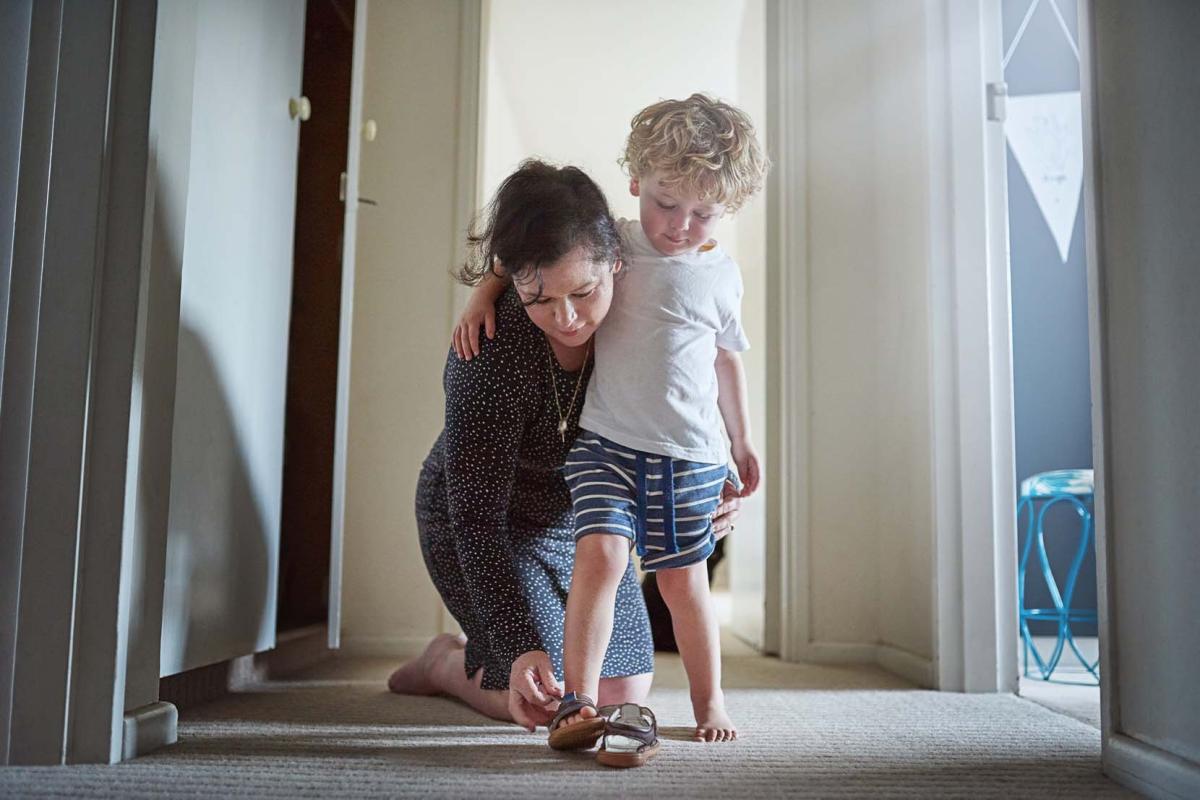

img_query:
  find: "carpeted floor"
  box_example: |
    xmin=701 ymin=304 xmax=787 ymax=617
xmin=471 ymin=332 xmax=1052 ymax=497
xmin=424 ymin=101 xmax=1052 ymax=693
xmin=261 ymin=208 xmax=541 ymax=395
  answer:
xmin=0 ymin=649 xmax=1136 ymax=799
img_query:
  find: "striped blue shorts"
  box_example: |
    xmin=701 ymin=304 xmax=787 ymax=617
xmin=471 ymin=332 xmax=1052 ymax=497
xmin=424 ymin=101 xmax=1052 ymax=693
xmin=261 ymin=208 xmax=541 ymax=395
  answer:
xmin=563 ymin=431 xmax=738 ymax=572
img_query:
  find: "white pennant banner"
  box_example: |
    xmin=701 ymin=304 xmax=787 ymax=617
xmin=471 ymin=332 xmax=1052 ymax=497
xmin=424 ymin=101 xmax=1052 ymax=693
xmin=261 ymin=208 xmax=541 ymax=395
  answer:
xmin=1005 ymin=91 xmax=1083 ymax=263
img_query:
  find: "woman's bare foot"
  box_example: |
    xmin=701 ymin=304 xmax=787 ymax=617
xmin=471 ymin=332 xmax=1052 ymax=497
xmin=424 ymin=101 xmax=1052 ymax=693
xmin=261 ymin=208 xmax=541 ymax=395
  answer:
xmin=693 ymin=693 xmax=738 ymax=742
xmin=387 ymin=633 xmax=466 ymax=695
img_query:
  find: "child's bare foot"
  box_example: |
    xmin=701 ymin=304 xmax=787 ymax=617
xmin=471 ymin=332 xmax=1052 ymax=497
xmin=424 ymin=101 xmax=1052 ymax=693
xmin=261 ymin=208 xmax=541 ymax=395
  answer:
xmin=548 ymin=693 xmax=607 ymax=751
xmin=387 ymin=633 xmax=466 ymax=695
xmin=693 ymin=694 xmax=738 ymax=742
xmin=556 ymin=703 xmax=598 ymax=731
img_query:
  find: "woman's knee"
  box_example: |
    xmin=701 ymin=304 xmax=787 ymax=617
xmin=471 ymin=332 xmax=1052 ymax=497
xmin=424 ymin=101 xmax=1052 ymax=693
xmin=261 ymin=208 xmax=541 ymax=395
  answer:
xmin=574 ymin=533 xmax=631 ymax=583
xmin=597 ymin=672 xmax=653 ymax=706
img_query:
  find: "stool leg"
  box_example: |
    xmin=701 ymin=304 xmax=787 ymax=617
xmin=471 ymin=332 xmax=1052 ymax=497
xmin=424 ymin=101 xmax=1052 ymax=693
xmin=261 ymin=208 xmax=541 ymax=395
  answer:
xmin=1035 ymin=499 xmax=1068 ymax=678
xmin=1061 ymin=502 xmax=1100 ymax=682
xmin=1017 ymin=497 xmax=1037 ymax=678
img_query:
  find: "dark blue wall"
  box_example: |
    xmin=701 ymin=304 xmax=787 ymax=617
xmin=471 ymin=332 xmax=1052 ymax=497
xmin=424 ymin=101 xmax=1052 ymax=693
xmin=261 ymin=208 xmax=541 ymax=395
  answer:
xmin=1003 ymin=0 xmax=1097 ymax=635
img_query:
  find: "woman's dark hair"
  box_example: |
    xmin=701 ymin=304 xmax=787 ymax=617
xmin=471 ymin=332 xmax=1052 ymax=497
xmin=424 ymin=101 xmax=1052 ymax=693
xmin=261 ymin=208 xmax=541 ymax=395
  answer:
xmin=457 ymin=160 xmax=621 ymax=300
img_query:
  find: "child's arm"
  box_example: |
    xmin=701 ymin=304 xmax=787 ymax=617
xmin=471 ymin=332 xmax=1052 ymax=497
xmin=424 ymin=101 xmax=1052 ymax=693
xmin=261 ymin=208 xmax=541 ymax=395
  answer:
xmin=715 ymin=348 xmax=760 ymax=497
xmin=452 ymin=269 xmax=510 ymax=360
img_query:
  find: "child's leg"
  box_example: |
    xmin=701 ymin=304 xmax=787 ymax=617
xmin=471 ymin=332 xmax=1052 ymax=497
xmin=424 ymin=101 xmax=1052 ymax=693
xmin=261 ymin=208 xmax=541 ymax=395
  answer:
xmin=560 ymin=532 xmax=631 ymax=727
xmin=655 ymin=561 xmax=737 ymax=742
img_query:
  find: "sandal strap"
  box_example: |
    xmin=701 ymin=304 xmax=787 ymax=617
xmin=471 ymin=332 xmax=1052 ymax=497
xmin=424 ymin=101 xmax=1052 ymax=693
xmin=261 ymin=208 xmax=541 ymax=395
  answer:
xmin=601 ymin=704 xmax=658 ymax=747
xmin=549 ymin=691 xmax=597 ymax=731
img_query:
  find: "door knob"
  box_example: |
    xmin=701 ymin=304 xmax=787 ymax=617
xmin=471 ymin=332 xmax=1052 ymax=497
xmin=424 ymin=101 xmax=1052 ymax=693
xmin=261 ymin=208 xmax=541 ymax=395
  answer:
xmin=289 ymin=96 xmax=312 ymax=121
xmin=362 ymin=119 xmax=378 ymax=142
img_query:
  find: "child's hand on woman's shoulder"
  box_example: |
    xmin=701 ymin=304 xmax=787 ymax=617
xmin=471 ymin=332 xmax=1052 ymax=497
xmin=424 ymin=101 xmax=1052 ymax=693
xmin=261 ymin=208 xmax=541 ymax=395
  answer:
xmin=451 ymin=293 xmax=497 ymax=361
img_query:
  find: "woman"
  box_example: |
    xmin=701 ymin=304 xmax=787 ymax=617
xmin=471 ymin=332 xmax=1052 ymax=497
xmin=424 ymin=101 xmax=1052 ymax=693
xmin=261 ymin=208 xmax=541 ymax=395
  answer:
xmin=388 ymin=161 xmax=741 ymax=730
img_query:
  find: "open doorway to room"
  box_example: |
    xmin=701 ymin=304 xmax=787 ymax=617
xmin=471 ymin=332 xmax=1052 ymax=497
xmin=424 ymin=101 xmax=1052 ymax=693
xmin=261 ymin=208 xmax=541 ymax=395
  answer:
xmin=476 ymin=0 xmax=770 ymax=657
xmin=1001 ymin=0 xmax=1100 ymax=727
xmin=277 ymin=0 xmax=357 ymax=637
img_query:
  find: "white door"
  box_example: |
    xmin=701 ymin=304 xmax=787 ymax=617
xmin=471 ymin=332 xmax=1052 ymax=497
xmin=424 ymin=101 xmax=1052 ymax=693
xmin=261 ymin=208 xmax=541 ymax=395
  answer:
xmin=159 ymin=0 xmax=306 ymax=675
xmin=1082 ymin=2 xmax=1200 ymax=796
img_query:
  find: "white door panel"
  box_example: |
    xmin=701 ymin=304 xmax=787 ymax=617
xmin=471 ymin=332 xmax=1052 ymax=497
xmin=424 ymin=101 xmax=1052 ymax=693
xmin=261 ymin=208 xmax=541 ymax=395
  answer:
xmin=1083 ymin=1 xmax=1200 ymax=796
xmin=160 ymin=0 xmax=306 ymax=675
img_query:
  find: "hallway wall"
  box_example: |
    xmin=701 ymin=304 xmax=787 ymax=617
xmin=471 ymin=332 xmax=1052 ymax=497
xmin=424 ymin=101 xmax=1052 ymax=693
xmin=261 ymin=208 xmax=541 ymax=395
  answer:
xmin=800 ymin=0 xmax=936 ymax=675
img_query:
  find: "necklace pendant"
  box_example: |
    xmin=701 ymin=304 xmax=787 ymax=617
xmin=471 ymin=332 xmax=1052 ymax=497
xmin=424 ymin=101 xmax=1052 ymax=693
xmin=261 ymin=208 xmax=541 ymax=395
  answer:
xmin=557 ymin=419 xmax=568 ymax=441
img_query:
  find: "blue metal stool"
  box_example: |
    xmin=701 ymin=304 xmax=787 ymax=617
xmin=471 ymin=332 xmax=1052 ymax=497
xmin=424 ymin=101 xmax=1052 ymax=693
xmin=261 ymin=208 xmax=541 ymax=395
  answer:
xmin=1017 ymin=468 xmax=1100 ymax=683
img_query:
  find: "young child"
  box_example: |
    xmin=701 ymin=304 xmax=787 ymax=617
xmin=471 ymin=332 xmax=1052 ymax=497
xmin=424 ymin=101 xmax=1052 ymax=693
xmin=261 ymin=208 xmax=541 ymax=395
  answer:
xmin=454 ymin=94 xmax=768 ymax=746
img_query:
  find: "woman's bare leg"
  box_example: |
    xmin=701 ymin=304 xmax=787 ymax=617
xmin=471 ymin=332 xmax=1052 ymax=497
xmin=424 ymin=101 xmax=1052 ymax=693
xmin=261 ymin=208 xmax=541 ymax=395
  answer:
xmin=596 ymin=672 xmax=653 ymax=707
xmin=387 ymin=633 xmax=511 ymax=722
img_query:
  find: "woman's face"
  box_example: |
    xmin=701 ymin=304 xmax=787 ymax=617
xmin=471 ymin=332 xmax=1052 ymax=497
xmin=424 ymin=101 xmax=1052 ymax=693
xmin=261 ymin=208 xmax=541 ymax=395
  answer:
xmin=513 ymin=246 xmax=620 ymax=349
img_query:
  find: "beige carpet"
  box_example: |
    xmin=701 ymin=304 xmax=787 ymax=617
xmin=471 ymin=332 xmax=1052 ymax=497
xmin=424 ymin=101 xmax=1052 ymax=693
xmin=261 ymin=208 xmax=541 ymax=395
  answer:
xmin=1 ymin=650 xmax=1136 ymax=799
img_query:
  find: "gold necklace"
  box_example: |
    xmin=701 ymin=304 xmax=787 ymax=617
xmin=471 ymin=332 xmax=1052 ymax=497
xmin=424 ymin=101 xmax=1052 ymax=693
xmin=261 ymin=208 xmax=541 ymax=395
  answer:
xmin=544 ymin=337 xmax=590 ymax=442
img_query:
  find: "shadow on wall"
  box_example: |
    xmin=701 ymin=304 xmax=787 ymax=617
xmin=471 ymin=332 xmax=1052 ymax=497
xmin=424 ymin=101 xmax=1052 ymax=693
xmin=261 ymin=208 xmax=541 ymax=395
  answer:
xmin=152 ymin=180 xmax=272 ymax=676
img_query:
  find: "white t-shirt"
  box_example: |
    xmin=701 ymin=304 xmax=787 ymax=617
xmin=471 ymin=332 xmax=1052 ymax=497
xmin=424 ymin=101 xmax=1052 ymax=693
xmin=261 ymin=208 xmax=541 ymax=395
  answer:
xmin=578 ymin=218 xmax=750 ymax=464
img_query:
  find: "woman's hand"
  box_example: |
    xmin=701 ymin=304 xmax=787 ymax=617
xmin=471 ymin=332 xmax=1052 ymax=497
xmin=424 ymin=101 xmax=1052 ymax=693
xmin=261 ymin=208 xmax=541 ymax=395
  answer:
xmin=711 ymin=481 xmax=743 ymax=541
xmin=507 ymin=650 xmax=564 ymax=731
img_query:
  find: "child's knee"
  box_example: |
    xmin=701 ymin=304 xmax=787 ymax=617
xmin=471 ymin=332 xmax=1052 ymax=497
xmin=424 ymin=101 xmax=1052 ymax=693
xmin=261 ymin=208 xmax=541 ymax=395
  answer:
xmin=575 ymin=533 xmax=631 ymax=581
xmin=655 ymin=562 xmax=707 ymax=605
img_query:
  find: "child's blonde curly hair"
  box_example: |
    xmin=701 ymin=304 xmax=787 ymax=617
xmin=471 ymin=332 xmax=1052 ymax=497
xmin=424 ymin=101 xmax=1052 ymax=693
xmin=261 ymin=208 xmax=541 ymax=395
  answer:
xmin=620 ymin=93 xmax=769 ymax=214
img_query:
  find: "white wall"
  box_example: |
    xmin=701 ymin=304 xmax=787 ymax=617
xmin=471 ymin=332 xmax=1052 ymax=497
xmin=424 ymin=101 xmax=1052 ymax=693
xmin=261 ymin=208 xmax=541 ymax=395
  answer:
xmin=799 ymin=0 xmax=935 ymax=674
xmin=339 ymin=0 xmax=469 ymax=652
xmin=481 ymin=0 xmax=770 ymax=646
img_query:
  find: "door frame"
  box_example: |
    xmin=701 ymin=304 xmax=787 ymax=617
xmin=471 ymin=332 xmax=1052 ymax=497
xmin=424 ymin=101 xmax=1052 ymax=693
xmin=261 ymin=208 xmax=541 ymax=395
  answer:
xmin=762 ymin=0 xmax=810 ymax=663
xmin=928 ymin=0 xmax=1020 ymax=694
xmin=327 ymin=0 xmax=483 ymax=649
xmin=327 ymin=0 xmax=370 ymax=651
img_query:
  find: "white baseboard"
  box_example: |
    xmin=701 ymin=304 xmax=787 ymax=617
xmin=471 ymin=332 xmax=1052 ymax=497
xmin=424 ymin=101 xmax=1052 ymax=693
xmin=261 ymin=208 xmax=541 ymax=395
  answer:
xmin=875 ymin=643 xmax=935 ymax=688
xmin=339 ymin=632 xmax=936 ymax=688
xmin=337 ymin=634 xmax=437 ymax=658
xmin=122 ymin=701 xmax=177 ymax=760
xmin=1108 ymin=733 xmax=1200 ymax=800
xmin=795 ymin=642 xmax=879 ymax=664
xmin=794 ymin=641 xmax=935 ymax=688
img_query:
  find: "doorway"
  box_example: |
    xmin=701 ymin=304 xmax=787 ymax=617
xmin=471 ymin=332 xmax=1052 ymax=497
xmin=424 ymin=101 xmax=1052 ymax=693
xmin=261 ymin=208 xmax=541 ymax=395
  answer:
xmin=477 ymin=0 xmax=770 ymax=653
xmin=1000 ymin=0 xmax=1100 ymax=726
xmin=277 ymin=0 xmax=357 ymax=635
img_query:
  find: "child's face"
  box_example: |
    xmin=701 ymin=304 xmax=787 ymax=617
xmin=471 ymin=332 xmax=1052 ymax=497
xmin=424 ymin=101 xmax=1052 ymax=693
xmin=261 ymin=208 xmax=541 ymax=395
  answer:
xmin=513 ymin=246 xmax=621 ymax=350
xmin=631 ymin=172 xmax=725 ymax=257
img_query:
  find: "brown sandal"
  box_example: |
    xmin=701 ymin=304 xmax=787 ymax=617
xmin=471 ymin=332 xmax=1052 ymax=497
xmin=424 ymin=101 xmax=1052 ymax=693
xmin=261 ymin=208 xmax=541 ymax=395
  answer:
xmin=595 ymin=703 xmax=660 ymax=768
xmin=548 ymin=692 xmax=609 ymax=751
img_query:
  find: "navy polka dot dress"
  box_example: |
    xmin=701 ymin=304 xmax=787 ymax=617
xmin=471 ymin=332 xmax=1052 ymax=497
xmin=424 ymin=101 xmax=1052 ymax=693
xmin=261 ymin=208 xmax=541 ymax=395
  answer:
xmin=416 ymin=287 xmax=654 ymax=691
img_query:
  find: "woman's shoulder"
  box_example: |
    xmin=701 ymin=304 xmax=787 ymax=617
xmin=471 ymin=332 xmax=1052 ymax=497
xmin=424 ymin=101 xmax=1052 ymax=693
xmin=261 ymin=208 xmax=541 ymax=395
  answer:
xmin=443 ymin=286 xmax=539 ymax=391
xmin=492 ymin=284 xmax=532 ymax=331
